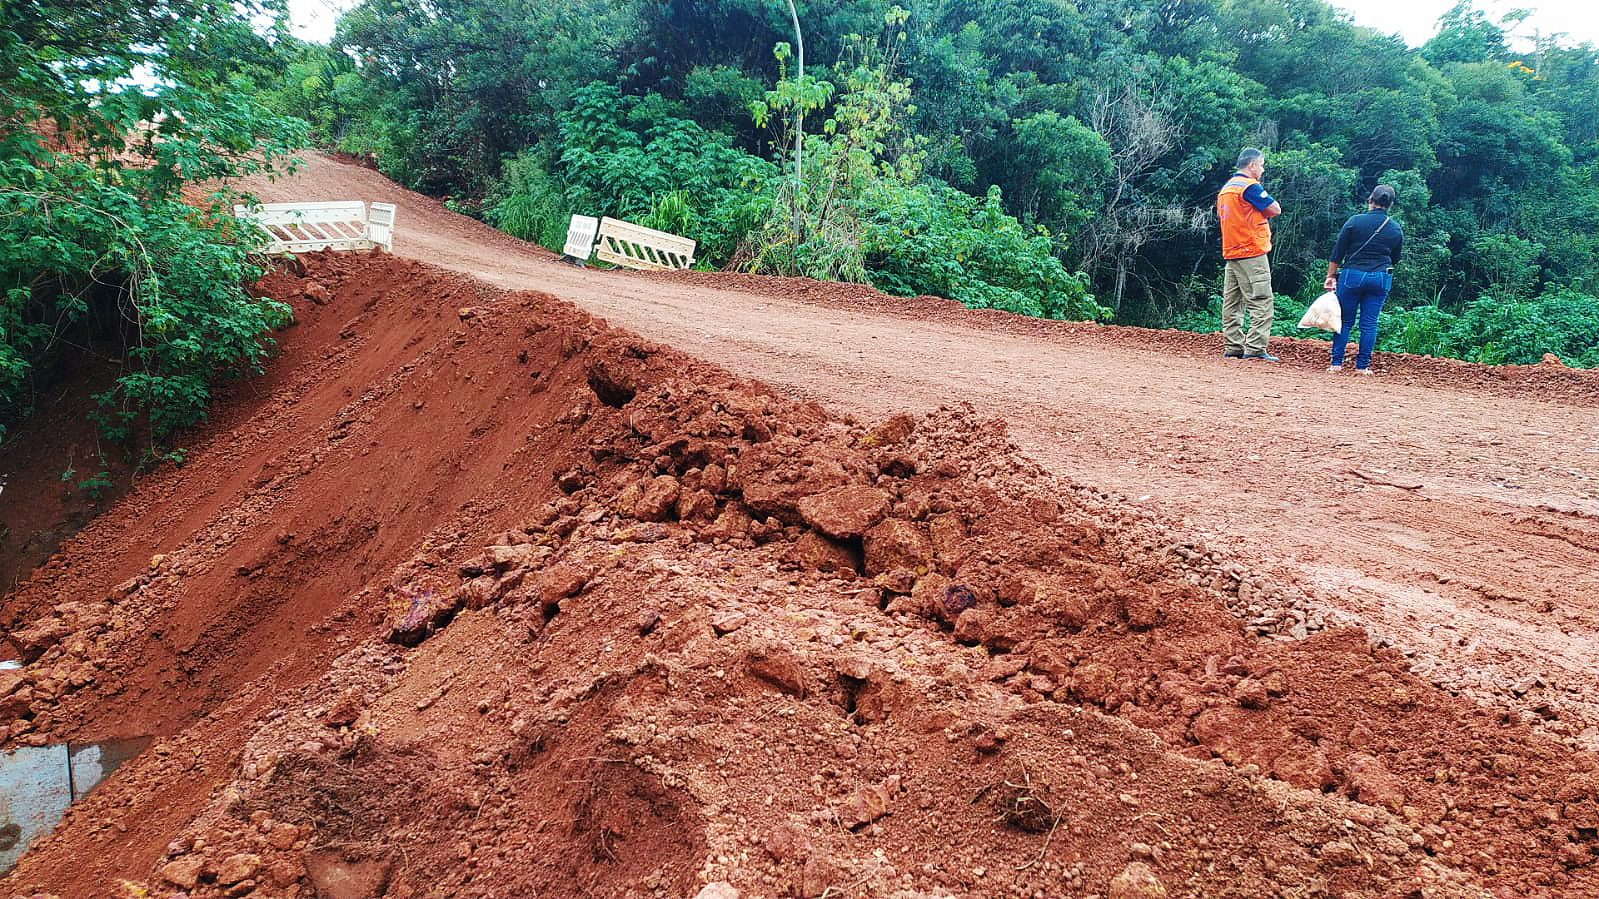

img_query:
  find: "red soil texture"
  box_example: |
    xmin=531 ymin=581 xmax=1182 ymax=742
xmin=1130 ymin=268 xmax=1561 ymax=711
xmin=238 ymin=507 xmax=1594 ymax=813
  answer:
xmin=1 ymin=154 xmax=1597 ymax=899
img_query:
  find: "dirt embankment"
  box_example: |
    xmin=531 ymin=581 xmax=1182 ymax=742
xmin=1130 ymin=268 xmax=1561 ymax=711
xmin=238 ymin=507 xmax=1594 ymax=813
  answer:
xmin=229 ymin=153 xmax=1599 ymax=747
xmin=1 ymin=250 xmax=1596 ymax=899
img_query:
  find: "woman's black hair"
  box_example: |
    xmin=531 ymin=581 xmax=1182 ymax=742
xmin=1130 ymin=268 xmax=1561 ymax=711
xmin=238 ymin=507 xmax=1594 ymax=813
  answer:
xmin=1370 ymin=184 xmax=1396 ymax=209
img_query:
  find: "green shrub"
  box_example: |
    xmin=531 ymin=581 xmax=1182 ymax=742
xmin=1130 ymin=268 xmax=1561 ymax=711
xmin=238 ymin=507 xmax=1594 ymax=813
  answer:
xmin=1447 ymin=296 xmax=1559 ymax=365
xmin=1270 ymin=295 xmax=1313 ymax=338
xmin=862 ymin=183 xmax=1107 ymax=321
xmin=2 ymin=0 xmax=307 ymax=445
xmin=3 ymin=154 xmax=295 ymax=442
xmin=1378 ymin=304 xmax=1460 ymax=358
xmin=484 ymin=150 xmax=572 ymax=250
xmin=1170 ymin=295 xmax=1222 ymax=334
xmin=1374 ymin=289 xmax=1598 ymax=367
xmin=555 ymin=83 xmax=777 ymax=266
xmin=1532 ymin=288 xmax=1599 ymax=367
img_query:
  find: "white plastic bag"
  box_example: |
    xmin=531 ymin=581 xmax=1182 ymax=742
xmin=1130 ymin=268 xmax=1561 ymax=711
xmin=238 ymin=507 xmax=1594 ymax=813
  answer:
xmin=1298 ymin=290 xmax=1341 ymax=332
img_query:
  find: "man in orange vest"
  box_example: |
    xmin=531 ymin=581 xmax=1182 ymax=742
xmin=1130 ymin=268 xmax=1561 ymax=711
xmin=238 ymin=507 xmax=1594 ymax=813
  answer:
xmin=1216 ymin=147 xmax=1283 ymax=360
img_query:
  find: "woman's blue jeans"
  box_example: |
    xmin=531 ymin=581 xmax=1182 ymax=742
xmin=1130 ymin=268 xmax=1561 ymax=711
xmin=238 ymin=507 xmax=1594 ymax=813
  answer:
xmin=1331 ymin=269 xmax=1392 ymax=370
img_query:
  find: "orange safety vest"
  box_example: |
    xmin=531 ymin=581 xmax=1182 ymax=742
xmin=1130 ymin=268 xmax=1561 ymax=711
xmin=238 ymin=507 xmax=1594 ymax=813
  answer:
xmin=1217 ymin=174 xmax=1272 ymax=260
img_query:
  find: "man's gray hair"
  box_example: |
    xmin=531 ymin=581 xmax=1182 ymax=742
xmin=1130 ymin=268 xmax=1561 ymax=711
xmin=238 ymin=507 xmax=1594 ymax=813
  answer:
xmin=1236 ymin=147 xmax=1265 ymax=169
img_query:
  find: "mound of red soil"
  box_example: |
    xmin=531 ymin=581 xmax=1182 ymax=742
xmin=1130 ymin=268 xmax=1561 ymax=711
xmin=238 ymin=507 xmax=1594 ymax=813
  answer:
xmin=2 ymin=252 xmax=1595 ymax=899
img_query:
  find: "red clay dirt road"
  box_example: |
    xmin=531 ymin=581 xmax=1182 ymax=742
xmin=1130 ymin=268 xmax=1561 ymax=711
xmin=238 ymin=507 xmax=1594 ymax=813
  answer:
xmin=241 ymin=153 xmax=1598 ymax=742
xmin=2 ymin=150 xmax=1598 ymax=899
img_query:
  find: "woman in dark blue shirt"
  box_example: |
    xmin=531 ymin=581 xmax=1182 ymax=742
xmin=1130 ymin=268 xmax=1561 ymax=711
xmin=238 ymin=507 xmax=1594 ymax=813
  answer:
xmin=1322 ymin=185 xmax=1404 ymax=374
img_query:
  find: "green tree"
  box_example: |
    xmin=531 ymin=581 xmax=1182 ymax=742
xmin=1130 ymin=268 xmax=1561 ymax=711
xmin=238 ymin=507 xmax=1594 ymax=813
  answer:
xmin=744 ymin=16 xmax=922 ymax=281
xmin=1 ymin=0 xmax=307 ymax=443
xmin=266 ymin=0 xmax=1599 ymax=366
xmin=1003 ymin=111 xmax=1111 ymax=231
xmin=1262 ymin=144 xmax=1358 ymax=295
xmin=556 ymin=83 xmax=778 ymax=265
xmin=244 ymin=38 xmax=363 ymax=147
xmin=1423 ymin=1 xmax=1509 ymax=65
xmin=1076 ymin=55 xmax=1242 ymax=317
xmin=336 ymin=0 xmax=643 ymax=194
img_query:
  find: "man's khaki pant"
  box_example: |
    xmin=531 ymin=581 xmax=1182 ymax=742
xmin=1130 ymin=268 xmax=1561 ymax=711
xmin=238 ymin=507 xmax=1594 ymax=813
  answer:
xmin=1221 ymin=253 xmax=1274 ymax=355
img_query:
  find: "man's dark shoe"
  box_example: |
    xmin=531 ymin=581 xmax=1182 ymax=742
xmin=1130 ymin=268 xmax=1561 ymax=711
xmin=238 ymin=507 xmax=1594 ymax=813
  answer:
xmin=1223 ymin=350 xmax=1245 ymax=358
xmin=1242 ymin=352 xmax=1281 ymax=361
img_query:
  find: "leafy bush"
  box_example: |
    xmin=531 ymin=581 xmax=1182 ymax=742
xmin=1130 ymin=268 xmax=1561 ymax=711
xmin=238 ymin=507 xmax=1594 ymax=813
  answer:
xmin=1447 ymin=296 xmax=1560 ymax=365
xmin=1378 ymin=304 xmax=1460 ymax=358
xmin=1169 ymin=294 xmax=1222 ymax=334
xmin=555 ymin=83 xmax=777 ymax=266
xmin=1530 ymin=288 xmax=1599 ymax=367
xmin=2 ymin=0 xmax=307 ymax=444
xmin=1437 ymin=289 xmax=1599 ymax=367
xmin=863 ymin=183 xmax=1107 ymax=321
xmin=484 ymin=149 xmax=572 ymax=250
xmin=2 ymin=155 xmax=295 ymax=441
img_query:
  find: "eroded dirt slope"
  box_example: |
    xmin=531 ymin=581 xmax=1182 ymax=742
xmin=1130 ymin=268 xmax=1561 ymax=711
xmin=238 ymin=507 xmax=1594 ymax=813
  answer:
xmin=228 ymin=153 xmax=1599 ymax=740
xmin=0 ymin=251 xmax=1595 ymax=899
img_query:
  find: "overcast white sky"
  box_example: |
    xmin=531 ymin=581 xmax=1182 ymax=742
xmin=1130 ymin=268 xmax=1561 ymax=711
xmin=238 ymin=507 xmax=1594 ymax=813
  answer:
xmin=284 ymin=0 xmax=1599 ymax=50
xmin=285 ymin=0 xmax=346 ymax=43
xmin=1331 ymin=0 xmax=1598 ymax=48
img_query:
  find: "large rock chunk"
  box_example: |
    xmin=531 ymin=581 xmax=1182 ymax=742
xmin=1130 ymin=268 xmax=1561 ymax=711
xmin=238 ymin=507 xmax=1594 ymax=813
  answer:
xmin=954 ymin=607 xmax=1020 ymax=651
xmin=1190 ymin=706 xmax=1251 ymax=765
xmin=216 ymin=852 xmax=263 ymax=885
xmin=836 ymin=780 xmax=894 ymax=830
xmin=0 ymin=668 xmax=29 ymax=700
xmin=1272 ymin=744 xmax=1335 ymax=791
xmin=531 ymin=564 xmax=588 ymax=612
xmin=743 ymin=641 xmax=809 ymax=697
xmin=863 ymin=519 xmax=934 ymax=576
xmin=932 ymin=583 xmax=978 ymax=625
xmin=860 ymin=413 xmax=915 ymax=447
xmin=455 ymin=575 xmax=502 ymax=611
xmin=733 ymin=439 xmax=865 ymax=525
xmin=739 ymin=481 xmax=811 ymax=526
xmin=303 ymin=850 xmax=392 ymax=899
xmin=159 ymin=855 xmax=205 ymax=890
xmin=1110 ymin=862 xmax=1168 ymax=899
xmin=12 ymin=617 xmax=72 ymax=660
xmin=786 ymin=531 xmax=862 ymax=575
xmin=634 ymin=475 xmax=682 ymax=522
xmin=927 ymin=511 xmax=971 ymax=571
xmin=676 ymin=488 xmax=718 ymax=522
xmin=1070 ymin=661 xmax=1120 ymax=707
xmin=484 ymin=544 xmax=536 ymax=572
xmin=383 ymin=576 xmax=461 ymax=646
xmin=894 ymin=572 xmax=949 ymax=620
xmin=797 ymin=486 xmax=892 ymax=538
xmin=1342 ymin=752 xmax=1407 ymax=812
xmin=699 ymin=505 xmax=755 ymax=543
xmin=1030 ymin=574 xmax=1094 ymax=630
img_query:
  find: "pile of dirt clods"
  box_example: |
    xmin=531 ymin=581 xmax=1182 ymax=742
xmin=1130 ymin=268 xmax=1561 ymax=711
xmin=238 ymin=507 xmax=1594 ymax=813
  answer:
xmin=2 ymin=252 xmax=1595 ymax=899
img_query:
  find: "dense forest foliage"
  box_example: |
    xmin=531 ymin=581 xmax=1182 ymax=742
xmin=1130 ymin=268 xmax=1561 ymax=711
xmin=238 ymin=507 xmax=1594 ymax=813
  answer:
xmin=248 ymin=0 xmax=1599 ymax=368
xmin=1 ymin=0 xmax=305 ymax=449
xmin=4 ymin=1 xmax=1597 ymax=453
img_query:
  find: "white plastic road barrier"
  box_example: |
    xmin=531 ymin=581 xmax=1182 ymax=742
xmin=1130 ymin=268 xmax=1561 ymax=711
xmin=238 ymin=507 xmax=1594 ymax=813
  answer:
xmin=563 ymin=214 xmax=600 ymax=262
xmin=232 ymin=201 xmax=397 ymax=253
xmin=593 ymin=216 xmax=696 ymax=271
